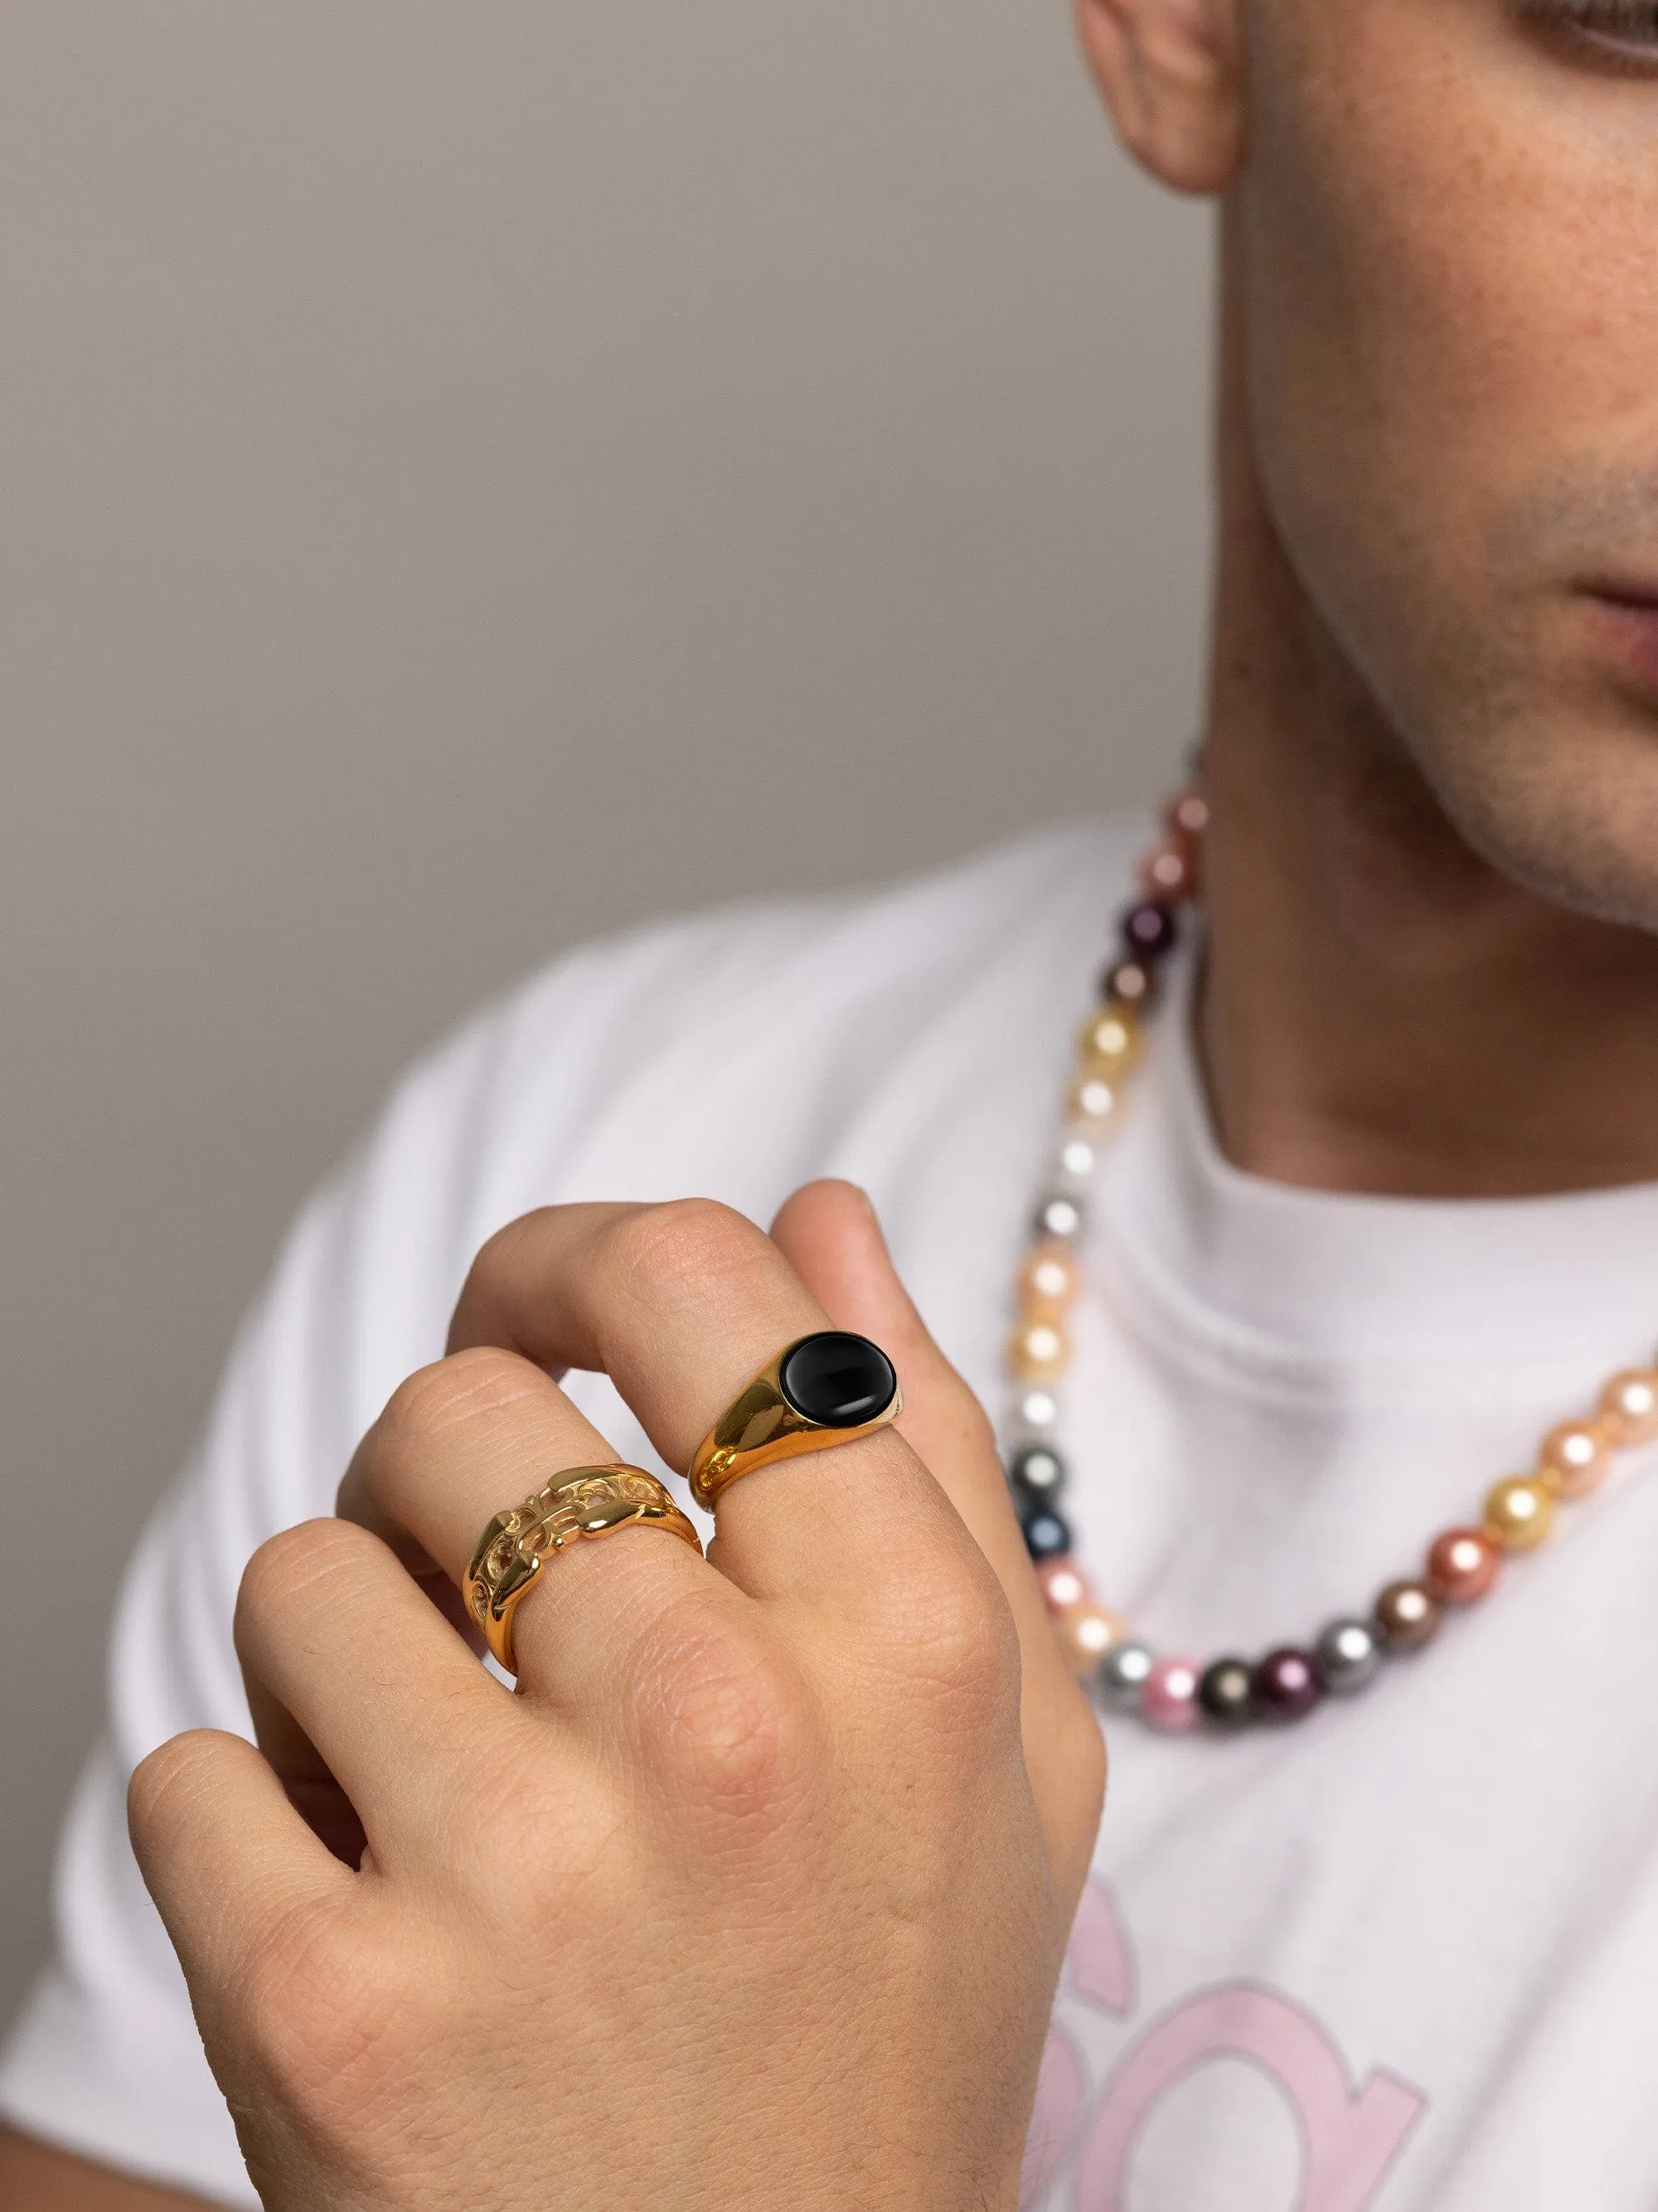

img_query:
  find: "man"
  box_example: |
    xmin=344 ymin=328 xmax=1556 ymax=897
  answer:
xmin=6 ymin=0 xmax=1658 ymax=2200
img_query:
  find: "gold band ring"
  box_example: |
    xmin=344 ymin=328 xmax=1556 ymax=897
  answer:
xmin=688 ymin=1331 xmax=902 ymax=1511
xmin=466 ymin=1465 xmax=701 ymax=1675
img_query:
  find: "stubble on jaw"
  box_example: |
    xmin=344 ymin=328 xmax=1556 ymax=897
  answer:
xmin=1402 ymin=463 xmax=1658 ymax=934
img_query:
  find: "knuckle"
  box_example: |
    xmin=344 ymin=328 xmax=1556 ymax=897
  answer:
xmin=870 ymin=1546 xmax=1020 ymax=1712
xmin=237 ymin=1904 xmax=445 ymax=2128
xmin=634 ymin=1603 xmax=822 ymax=1826
xmin=126 ymin=1729 xmax=225 ymax=1853
xmin=455 ymin=1210 xmax=545 ymax=1327
xmin=376 ymin=1346 xmax=538 ymax=1463
xmin=1060 ymin=1688 xmax=1108 ymax=1812
xmin=458 ymin=1765 xmax=628 ymax=1916
xmin=607 ymin=1197 xmax=769 ymax=1306
xmin=953 ymin=1395 xmax=1002 ymax=1467
xmin=235 ymin=1518 xmax=373 ymax=1640
xmin=1048 ymin=1692 xmax=1108 ymax=1893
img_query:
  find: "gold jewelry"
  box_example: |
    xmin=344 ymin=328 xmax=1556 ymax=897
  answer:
xmin=688 ymin=1331 xmax=902 ymax=1511
xmin=467 ymin=1465 xmax=701 ymax=1674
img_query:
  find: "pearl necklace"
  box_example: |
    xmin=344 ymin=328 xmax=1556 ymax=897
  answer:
xmin=1006 ymin=787 xmax=1658 ymax=1732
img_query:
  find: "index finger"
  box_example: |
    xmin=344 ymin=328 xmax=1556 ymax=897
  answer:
xmin=447 ymin=1197 xmax=985 ymax=1612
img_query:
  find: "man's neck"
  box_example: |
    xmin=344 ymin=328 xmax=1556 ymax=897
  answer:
xmin=1198 ymin=338 xmax=1658 ymax=1201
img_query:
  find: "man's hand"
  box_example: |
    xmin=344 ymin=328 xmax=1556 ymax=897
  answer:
xmin=0 ymin=2127 xmax=217 ymax=2210
xmin=128 ymin=1182 xmax=1104 ymax=2212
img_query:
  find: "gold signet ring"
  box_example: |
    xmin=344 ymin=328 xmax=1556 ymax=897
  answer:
xmin=687 ymin=1331 xmax=903 ymax=1512
xmin=466 ymin=1465 xmax=701 ymax=1675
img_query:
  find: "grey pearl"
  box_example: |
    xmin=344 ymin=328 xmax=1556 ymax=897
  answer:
xmin=1033 ymin=1193 xmax=1085 ymax=1242
xmin=1314 ymin=1617 xmax=1380 ymax=1695
xmin=1098 ymin=1640 xmax=1156 ymax=1710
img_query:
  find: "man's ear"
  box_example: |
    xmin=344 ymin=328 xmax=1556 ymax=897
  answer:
xmin=1074 ymin=0 xmax=1245 ymax=195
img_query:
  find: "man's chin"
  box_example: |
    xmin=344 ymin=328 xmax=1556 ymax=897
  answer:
xmin=1423 ymin=706 xmax=1658 ymax=937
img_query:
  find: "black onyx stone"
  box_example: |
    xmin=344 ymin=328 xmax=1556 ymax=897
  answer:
xmin=1009 ymin=1444 xmax=1067 ymax=1501
xmin=1020 ymin=1505 xmax=1073 ymax=1561
xmin=1121 ymin=900 xmax=1179 ymax=961
xmin=778 ymin=1332 xmax=898 ymax=1428
xmin=1197 ymin=1657 xmax=1255 ymax=1729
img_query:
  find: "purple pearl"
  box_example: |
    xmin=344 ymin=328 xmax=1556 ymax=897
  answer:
xmin=1121 ymin=900 xmax=1179 ymax=961
xmin=1251 ymin=1647 xmax=1324 ymax=1723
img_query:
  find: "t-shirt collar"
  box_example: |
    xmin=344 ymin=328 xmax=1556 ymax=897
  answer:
xmin=1098 ymin=934 xmax=1658 ymax=1370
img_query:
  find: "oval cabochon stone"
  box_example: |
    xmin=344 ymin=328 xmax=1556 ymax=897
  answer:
xmin=778 ymin=1332 xmax=898 ymax=1429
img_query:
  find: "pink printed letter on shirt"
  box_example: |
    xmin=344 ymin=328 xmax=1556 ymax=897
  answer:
xmin=1074 ymin=1982 xmax=1425 ymax=2211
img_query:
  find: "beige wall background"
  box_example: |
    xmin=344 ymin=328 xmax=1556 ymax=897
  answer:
xmin=0 ymin=2 xmax=1212 ymax=2025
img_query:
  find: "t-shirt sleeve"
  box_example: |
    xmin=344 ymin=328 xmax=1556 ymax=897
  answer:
xmin=0 ymin=890 xmax=853 ymax=2200
xmin=0 ymin=988 xmax=536 ymax=2203
xmin=0 ymin=836 xmax=1065 ymax=2200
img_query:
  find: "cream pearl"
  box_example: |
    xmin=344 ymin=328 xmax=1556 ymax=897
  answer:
xmin=1055 ymin=1603 xmax=1125 ymax=1676
xmin=1018 ymin=1242 xmax=1079 ymax=1313
xmin=1007 ymin=1319 xmax=1069 ymax=1385
xmin=1538 ymin=1418 xmax=1611 ymax=1500
xmin=1069 ymin=1073 xmax=1118 ymax=1123
xmin=1599 ymin=1370 xmax=1658 ymax=1446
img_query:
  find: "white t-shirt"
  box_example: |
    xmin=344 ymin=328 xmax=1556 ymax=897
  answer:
xmin=6 ymin=819 xmax=1658 ymax=2212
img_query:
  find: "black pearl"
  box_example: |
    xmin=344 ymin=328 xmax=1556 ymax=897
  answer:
xmin=1197 ymin=1657 xmax=1255 ymax=1729
xmin=1121 ymin=900 xmax=1179 ymax=961
xmin=778 ymin=1332 xmax=897 ymax=1427
xmin=1020 ymin=1505 xmax=1073 ymax=1561
xmin=1009 ymin=1444 xmax=1067 ymax=1501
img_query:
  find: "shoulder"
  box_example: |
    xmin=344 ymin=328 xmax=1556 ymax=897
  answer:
xmin=493 ymin=816 xmax=1134 ymax=1060
xmin=300 ymin=817 xmax=1141 ymax=1415
xmin=407 ymin=817 xmax=1137 ymax=1171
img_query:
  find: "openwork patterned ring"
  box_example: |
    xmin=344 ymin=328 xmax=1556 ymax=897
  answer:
xmin=465 ymin=1465 xmax=701 ymax=1675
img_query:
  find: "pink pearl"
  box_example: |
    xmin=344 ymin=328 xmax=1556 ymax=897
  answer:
xmin=1137 ymin=840 xmax=1197 ymax=904
xmin=1141 ymin=1657 xmax=1202 ymax=1732
xmin=1035 ymin=1559 xmax=1091 ymax=1614
xmin=1165 ymin=789 xmax=1210 ymax=840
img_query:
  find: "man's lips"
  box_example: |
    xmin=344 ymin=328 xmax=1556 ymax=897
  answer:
xmin=1583 ymin=584 xmax=1658 ymax=697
